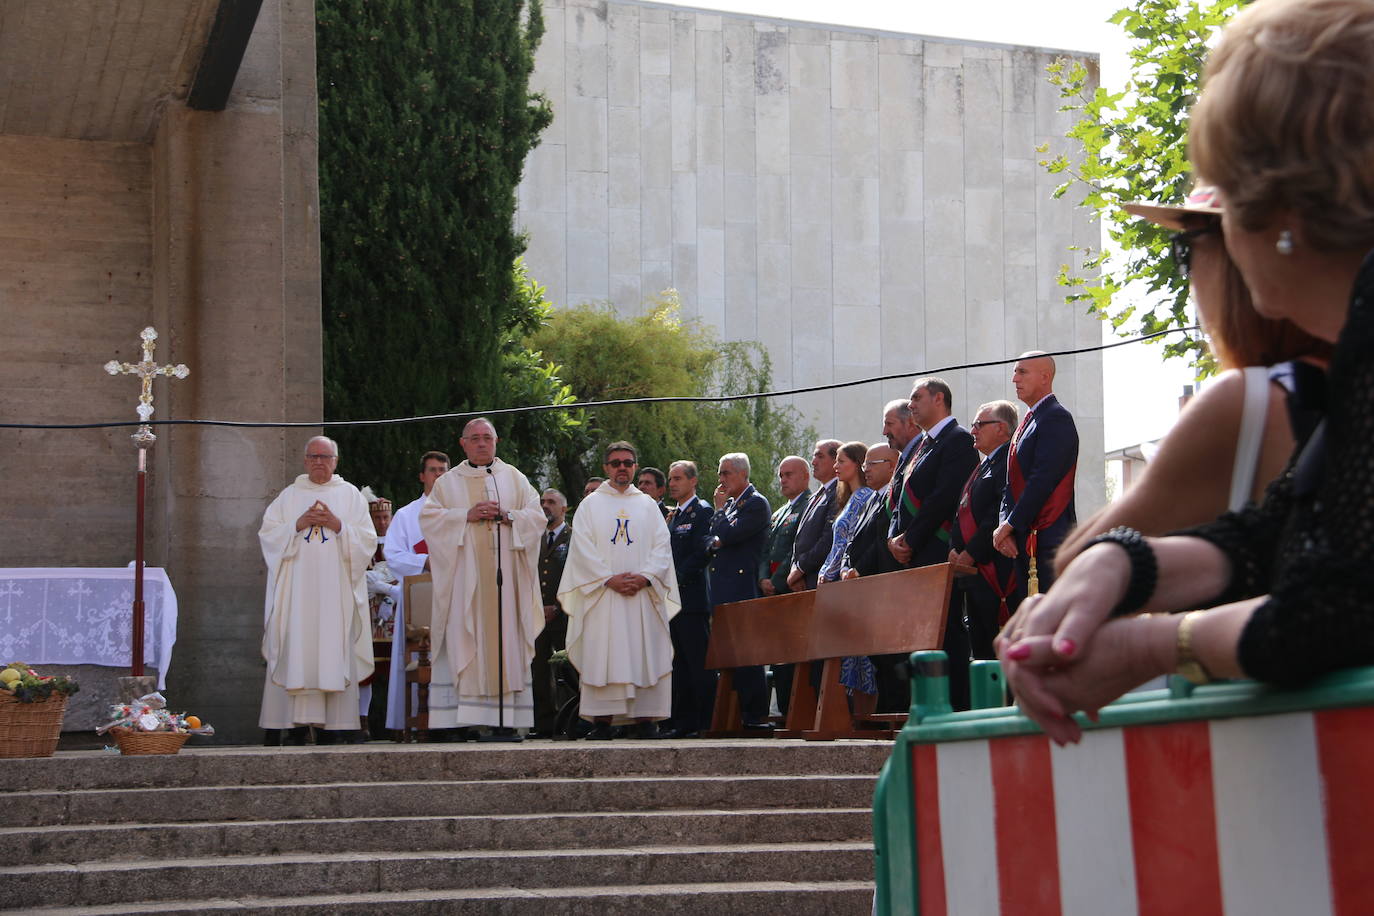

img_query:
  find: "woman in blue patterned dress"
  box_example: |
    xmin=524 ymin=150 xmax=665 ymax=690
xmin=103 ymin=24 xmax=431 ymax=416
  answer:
xmin=818 ymin=441 xmax=877 ymax=694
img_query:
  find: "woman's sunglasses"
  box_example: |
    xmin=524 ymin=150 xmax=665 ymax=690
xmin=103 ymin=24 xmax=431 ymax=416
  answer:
xmin=1169 ymin=220 xmax=1221 ymax=279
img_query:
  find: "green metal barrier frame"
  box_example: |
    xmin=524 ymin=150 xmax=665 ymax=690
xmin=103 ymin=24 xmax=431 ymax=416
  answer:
xmin=872 ymin=650 xmax=1374 ymax=916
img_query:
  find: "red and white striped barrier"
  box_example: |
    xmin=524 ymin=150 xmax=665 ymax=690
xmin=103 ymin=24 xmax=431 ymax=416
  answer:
xmin=909 ymin=707 xmax=1374 ymax=915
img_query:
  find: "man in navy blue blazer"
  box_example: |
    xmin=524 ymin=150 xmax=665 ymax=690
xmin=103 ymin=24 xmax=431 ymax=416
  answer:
xmin=661 ymin=460 xmax=716 ymax=737
xmin=786 ymin=439 xmax=842 ymax=591
xmin=707 ymin=452 xmax=773 ymax=726
xmin=994 ymin=352 xmax=1079 ymax=594
xmin=886 ymin=377 xmax=979 ymax=709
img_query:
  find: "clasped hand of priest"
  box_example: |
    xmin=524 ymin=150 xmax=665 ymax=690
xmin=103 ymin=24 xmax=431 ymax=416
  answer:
xmin=295 ymin=500 xmax=342 ymax=533
xmin=604 ymin=573 xmax=650 ymax=596
xmin=466 ymin=500 xmax=508 ymax=523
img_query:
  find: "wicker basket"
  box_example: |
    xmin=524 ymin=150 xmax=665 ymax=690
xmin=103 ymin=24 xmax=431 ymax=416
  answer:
xmin=0 ymin=692 xmax=68 ymax=758
xmin=110 ymin=726 xmax=190 ymax=756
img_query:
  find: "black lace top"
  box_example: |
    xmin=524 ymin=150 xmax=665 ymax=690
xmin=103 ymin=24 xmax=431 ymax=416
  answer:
xmin=1178 ymin=252 xmax=1374 ymax=686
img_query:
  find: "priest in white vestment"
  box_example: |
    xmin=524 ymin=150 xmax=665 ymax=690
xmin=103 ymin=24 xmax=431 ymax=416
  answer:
xmin=559 ymin=442 xmax=680 ymax=739
xmin=259 ymin=436 xmax=376 ymax=736
xmin=383 ymin=450 xmax=450 ymax=731
xmin=421 ymin=419 xmax=544 ymax=731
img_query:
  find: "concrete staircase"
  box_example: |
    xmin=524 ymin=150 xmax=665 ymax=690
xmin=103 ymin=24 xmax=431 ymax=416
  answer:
xmin=0 ymin=739 xmax=888 ymax=913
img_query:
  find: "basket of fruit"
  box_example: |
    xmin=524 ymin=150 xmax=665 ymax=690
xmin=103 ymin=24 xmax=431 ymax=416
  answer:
xmin=98 ymin=693 xmax=213 ymax=756
xmin=0 ymin=663 xmax=80 ymax=758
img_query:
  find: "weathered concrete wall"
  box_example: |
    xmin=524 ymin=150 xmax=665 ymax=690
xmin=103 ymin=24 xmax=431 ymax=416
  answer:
xmin=1 ymin=0 xmax=322 ymax=743
xmin=0 ymin=136 xmax=154 ymax=567
xmin=517 ymin=0 xmax=1105 ymax=514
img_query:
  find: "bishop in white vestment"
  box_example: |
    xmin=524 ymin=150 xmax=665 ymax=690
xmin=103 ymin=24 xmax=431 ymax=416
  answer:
xmin=421 ymin=420 xmax=544 ymax=729
xmin=560 ymin=447 xmax=680 ymax=725
xmin=259 ymin=437 xmax=376 ymax=732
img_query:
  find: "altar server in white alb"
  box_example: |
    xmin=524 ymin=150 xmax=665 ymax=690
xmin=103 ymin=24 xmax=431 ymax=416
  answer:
xmin=382 ymin=449 xmax=450 ymax=732
xmin=258 ymin=436 xmax=376 ymax=738
xmin=559 ymin=441 xmax=680 ymax=740
xmin=421 ymin=418 xmax=545 ymax=732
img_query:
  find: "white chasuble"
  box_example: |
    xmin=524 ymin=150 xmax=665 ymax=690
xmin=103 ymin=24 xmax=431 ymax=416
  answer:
xmin=258 ymin=474 xmax=376 ymax=729
xmin=559 ymin=483 xmax=680 ymax=721
xmin=420 ymin=459 xmax=544 ymax=727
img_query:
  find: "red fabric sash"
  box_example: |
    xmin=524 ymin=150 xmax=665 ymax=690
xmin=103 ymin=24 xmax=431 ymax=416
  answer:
xmin=414 ymin=538 xmax=428 ymax=554
xmin=956 ymin=472 xmax=1018 ymax=624
xmin=1006 ymin=452 xmax=1076 ymax=554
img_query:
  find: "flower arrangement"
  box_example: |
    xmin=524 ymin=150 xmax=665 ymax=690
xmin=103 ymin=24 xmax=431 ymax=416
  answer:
xmin=0 ymin=663 xmax=80 ymax=704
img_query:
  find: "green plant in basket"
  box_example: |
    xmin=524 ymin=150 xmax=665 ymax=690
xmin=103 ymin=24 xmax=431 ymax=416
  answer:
xmin=2 ymin=663 xmax=79 ymax=704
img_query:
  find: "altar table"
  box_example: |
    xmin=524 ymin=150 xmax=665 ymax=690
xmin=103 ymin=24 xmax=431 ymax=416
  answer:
xmin=0 ymin=567 xmax=178 ymax=689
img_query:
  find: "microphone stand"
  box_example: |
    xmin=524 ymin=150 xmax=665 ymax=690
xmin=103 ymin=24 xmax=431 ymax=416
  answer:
xmin=480 ymin=463 xmax=522 ymax=743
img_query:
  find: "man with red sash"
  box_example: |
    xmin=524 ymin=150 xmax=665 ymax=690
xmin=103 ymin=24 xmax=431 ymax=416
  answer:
xmin=994 ymin=352 xmax=1079 ymax=594
xmin=951 ymin=401 xmax=1022 ymax=663
xmin=887 ymin=377 xmax=979 ymax=709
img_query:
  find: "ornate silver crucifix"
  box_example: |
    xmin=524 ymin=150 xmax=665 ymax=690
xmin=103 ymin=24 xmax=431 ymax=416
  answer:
xmin=102 ymin=327 xmax=189 ymax=678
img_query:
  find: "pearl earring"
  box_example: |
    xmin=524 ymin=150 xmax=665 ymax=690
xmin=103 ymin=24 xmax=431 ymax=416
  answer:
xmin=1276 ymin=229 xmax=1295 ymax=256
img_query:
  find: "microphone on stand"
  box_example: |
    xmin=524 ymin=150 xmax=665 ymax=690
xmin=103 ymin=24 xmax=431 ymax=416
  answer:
xmin=480 ymin=463 xmax=521 ymax=743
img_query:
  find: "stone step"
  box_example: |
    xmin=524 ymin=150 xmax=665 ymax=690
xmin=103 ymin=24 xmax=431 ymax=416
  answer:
xmin=2 ymin=842 xmax=875 ymax=910
xmin=30 ymin=880 xmax=876 ymax=915
xmin=0 ymin=740 xmax=893 ymax=792
xmin=6 ymin=773 xmax=875 ymax=826
xmin=5 ymin=808 xmax=872 ymax=865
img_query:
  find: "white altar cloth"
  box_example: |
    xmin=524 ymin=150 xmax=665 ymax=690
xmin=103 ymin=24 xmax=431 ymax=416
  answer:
xmin=0 ymin=568 xmax=178 ymax=689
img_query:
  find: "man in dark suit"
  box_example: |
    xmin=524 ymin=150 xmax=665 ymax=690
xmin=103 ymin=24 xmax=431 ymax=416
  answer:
xmin=637 ymin=466 xmax=670 ymax=519
xmin=950 ymin=401 xmax=1020 ymax=666
xmin=758 ymin=455 xmax=811 ymax=714
xmin=993 ymin=352 xmax=1079 ymax=594
xmin=886 ymin=377 xmax=979 ymax=709
xmin=532 ymin=488 xmax=573 ymax=737
xmin=841 ymin=443 xmax=900 ymax=579
xmin=707 ymin=452 xmax=772 ymax=727
xmin=661 ymin=460 xmax=715 ymax=737
xmin=786 ymin=439 xmax=842 ymax=591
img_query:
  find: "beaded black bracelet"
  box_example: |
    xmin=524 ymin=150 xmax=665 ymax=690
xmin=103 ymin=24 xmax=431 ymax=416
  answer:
xmin=1087 ymin=526 xmax=1158 ymax=617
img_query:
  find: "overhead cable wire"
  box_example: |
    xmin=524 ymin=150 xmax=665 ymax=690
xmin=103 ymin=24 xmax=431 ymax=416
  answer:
xmin=1 ymin=326 xmax=1199 ymax=431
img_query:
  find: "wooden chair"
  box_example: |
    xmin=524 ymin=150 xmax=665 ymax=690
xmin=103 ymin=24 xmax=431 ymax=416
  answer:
xmin=401 ymin=573 xmax=433 ymax=741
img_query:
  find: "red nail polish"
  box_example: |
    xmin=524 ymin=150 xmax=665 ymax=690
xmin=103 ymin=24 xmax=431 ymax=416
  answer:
xmin=1055 ymin=638 xmax=1077 ymax=657
xmin=1007 ymin=644 xmax=1031 ymax=661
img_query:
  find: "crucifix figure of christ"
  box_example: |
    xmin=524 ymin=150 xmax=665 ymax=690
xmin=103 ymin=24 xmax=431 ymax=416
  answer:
xmin=104 ymin=327 xmax=189 ymax=677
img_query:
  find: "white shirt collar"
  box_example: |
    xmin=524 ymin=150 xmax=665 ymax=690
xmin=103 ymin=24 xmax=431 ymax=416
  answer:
xmin=924 ymin=415 xmax=956 ymax=440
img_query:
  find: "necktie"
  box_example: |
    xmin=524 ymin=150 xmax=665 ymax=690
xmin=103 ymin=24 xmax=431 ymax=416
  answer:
xmin=546 ymin=531 xmax=556 ymax=550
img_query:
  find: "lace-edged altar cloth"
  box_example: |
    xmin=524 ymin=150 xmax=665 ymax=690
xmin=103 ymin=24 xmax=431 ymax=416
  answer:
xmin=0 ymin=568 xmax=178 ymax=689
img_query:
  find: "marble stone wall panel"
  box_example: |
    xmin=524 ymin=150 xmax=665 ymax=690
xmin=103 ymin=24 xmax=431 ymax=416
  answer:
xmin=832 ymin=36 xmax=879 ymax=111
xmin=791 ymin=153 xmax=831 ymax=228
xmin=640 ymin=73 xmax=671 ymax=188
xmin=834 ymin=304 xmax=883 ymax=366
xmin=532 ymin=4 xmax=567 ymax=145
xmin=607 ymin=2 xmax=640 ymax=107
xmin=567 ymin=3 xmax=608 ymax=100
xmin=725 ymin=172 xmax=757 ymax=226
xmin=722 ymin=18 xmax=756 ymax=111
xmin=755 ymin=92 xmax=790 ymax=175
xmin=832 ymin=108 xmax=879 ymax=179
xmin=789 ymin=86 xmax=831 ymax=159
xmin=695 ymin=27 xmax=723 ymax=105
xmin=963 ymin=56 xmax=1004 ymax=190
xmin=609 ymin=205 xmax=640 ymax=277
xmin=757 ymin=173 xmax=790 ymax=244
xmin=567 ymin=227 xmax=610 ymax=303
xmin=725 ymin=221 xmax=758 ymax=342
xmin=790 ymin=219 xmax=833 ymax=291
xmin=670 ymin=13 xmax=696 ymax=173
xmin=924 ymin=255 xmax=968 ymax=369
xmin=879 ymin=48 xmax=923 ymax=151
xmin=521 ymin=208 xmax=568 ymax=308
xmin=834 ymin=176 xmax=879 ymax=246
xmin=834 ymin=242 xmax=880 ymax=307
xmin=640 ymin=185 xmax=672 ymax=262
xmin=566 ymin=95 xmax=608 ymax=173
xmin=640 ymin=17 xmax=670 ymax=77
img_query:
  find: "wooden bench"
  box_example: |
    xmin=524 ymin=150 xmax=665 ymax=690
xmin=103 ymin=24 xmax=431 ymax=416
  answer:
xmin=704 ymin=563 xmax=958 ymax=740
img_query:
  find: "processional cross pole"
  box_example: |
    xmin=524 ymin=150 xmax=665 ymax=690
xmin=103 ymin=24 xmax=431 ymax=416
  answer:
xmin=104 ymin=328 xmax=189 ymax=677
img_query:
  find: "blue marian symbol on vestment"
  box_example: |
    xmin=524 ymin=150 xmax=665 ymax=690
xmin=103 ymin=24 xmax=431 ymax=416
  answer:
xmin=610 ymin=510 xmax=633 ymax=546
xmin=304 ymin=525 xmax=330 ymax=543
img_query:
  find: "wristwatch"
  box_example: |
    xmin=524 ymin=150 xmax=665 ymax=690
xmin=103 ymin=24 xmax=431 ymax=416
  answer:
xmin=1175 ymin=610 xmax=1213 ymax=685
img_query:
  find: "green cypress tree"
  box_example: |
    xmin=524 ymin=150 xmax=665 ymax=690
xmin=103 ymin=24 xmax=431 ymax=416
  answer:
xmin=317 ymin=0 xmax=563 ymax=501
